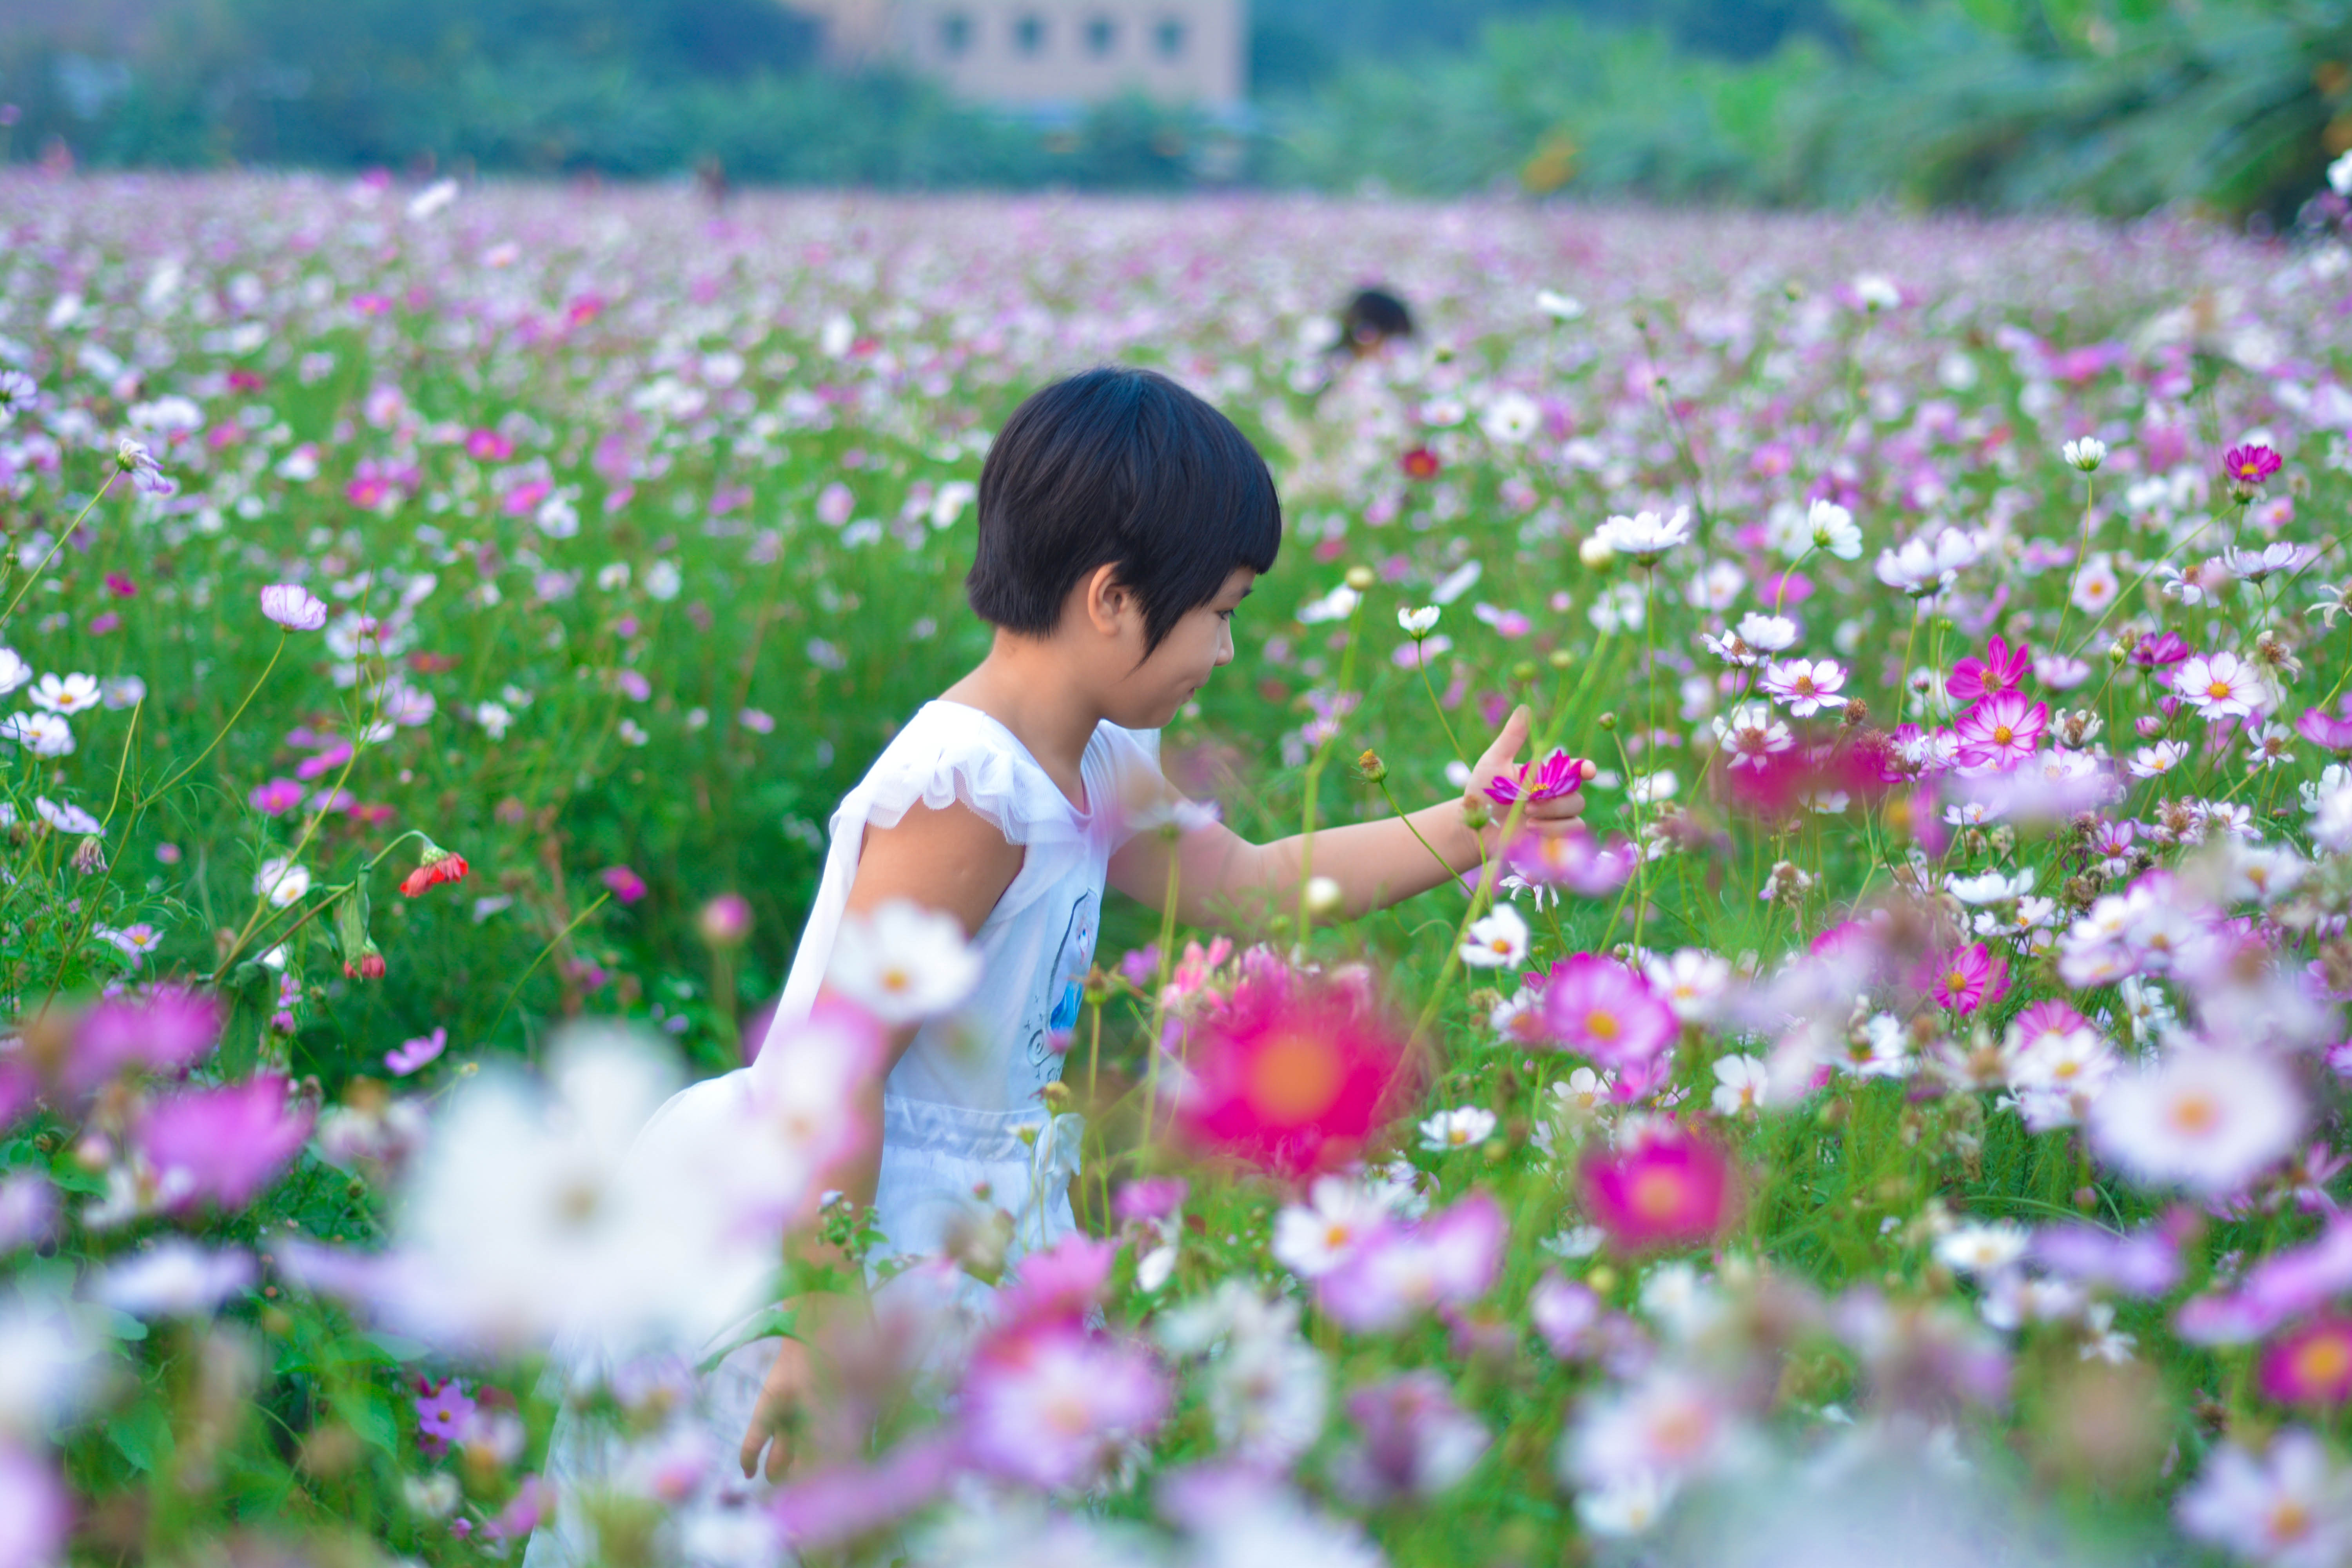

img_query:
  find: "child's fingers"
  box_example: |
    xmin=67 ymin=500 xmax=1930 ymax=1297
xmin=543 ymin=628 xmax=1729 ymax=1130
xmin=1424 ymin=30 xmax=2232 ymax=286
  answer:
xmin=1469 ymin=704 xmax=1532 ymax=782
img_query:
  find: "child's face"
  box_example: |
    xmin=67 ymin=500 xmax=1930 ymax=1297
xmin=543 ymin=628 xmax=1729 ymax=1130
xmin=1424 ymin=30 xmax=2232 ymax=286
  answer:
xmin=1109 ymin=566 xmax=1254 ymax=728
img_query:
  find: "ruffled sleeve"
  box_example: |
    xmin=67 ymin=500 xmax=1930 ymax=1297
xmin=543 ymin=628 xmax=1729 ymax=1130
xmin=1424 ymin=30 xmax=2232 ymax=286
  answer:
xmin=746 ymin=703 xmax=1082 ymax=1091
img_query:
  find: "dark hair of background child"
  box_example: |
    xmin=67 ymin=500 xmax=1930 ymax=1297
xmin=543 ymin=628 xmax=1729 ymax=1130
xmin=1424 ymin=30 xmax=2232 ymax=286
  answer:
xmin=1339 ymin=287 xmax=1415 ymax=354
xmin=967 ymin=366 xmax=1282 ymax=655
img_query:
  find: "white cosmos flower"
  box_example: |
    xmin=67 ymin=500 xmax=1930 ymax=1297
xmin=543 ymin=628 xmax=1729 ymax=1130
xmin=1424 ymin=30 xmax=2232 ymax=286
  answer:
xmin=2087 ymin=1044 xmax=2302 ymax=1195
xmin=827 ymin=899 xmax=983 ymax=1025
xmin=1593 ymin=507 xmax=1692 ymax=565
xmin=1564 ymin=1366 xmax=1746 ymax=1490
xmin=1933 ymin=1221 xmax=2029 ymax=1277
xmin=1271 ymin=1176 xmax=1400 ymax=1278
xmin=1576 ymin=1470 xmax=1676 ymax=1537
xmin=2063 ymin=437 xmax=2107 ymax=472
xmin=1297 ymin=584 xmax=1361 ymax=624
xmin=1645 ymin=949 xmax=1731 ymax=1022
xmin=1798 ymin=499 xmax=1861 ymax=560
xmin=1874 ymin=528 xmax=1979 ymax=596
xmin=259 ymin=584 xmax=328 ymax=631
xmin=1759 ymin=657 xmax=1847 ymax=717
xmin=1459 ymin=904 xmax=1530 ymax=969
xmin=2178 ymin=1431 xmax=2352 ymax=1568
xmin=95 ymin=1242 xmax=255 ymax=1317
xmin=3 ymin=712 xmax=73 ymax=757
xmin=0 ymin=1291 xmax=104 ymax=1433
xmin=1537 ymin=289 xmax=1586 ymax=321
xmin=1849 ymin=272 xmax=1901 ymax=310
xmin=1417 ymin=1106 xmax=1498 ymax=1152
xmin=2174 ymin=651 xmax=2270 ymax=720
xmin=1945 ymin=868 xmax=2033 ymax=905
xmin=28 ymin=673 xmax=99 ymax=715
xmin=1710 ymin=1054 xmax=1769 ymax=1116
xmin=0 ymin=650 xmax=28 ymax=697
xmin=253 ymin=856 xmax=312 ymax=908
xmin=33 ymin=797 xmax=102 ymax=836
xmin=1480 ymin=392 xmax=1540 ymax=445
xmin=1398 ymin=605 xmax=1441 ymax=637
xmin=1735 ymin=612 xmax=1797 ymax=652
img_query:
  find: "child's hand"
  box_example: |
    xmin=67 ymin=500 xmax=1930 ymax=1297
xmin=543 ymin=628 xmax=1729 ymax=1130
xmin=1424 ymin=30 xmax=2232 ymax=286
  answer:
xmin=1466 ymin=704 xmax=1593 ymax=849
xmin=740 ymin=1335 xmax=813 ymax=1482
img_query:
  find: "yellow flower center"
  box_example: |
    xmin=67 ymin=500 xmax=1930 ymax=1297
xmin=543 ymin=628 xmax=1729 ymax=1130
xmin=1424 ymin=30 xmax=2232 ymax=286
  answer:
xmin=1585 ymin=1009 xmax=1620 ymax=1041
xmin=2209 ymin=681 xmax=2232 ymax=700
xmin=2293 ymin=1334 xmax=2352 ymax=1390
xmin=1249 ymin=1033 xmax=1341 ymax=1121
xmin=2166 ymin=1091 xmax=2221 ymax=1137
xmin=1992 ymin=725 xmax=2013 ymax=745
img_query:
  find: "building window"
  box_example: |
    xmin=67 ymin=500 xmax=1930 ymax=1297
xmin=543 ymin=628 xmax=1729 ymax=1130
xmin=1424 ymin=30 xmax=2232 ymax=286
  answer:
xmin=938 ymin=10 xmax=973 ymax=56
xmin=1083 ymin=15 xmax=1118 ymax=56
xmin=1013 ymin=13 xmax=1048 ymax=55
xmin=1152 ymin=16 xmax=1186 ymax=58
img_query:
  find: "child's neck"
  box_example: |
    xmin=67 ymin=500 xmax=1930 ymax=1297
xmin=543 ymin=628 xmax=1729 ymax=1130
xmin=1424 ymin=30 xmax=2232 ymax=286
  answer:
xmin=941 ymin=634 xmax=1103 ymax=809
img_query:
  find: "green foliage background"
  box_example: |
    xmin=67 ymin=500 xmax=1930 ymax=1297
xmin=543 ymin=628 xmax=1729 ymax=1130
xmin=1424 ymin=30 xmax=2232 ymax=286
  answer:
xmin=2 ymin=0 xmax=2348 ymax=217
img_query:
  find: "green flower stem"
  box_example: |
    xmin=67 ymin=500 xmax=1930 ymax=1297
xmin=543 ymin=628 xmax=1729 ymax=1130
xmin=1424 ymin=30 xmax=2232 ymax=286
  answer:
xmin=0 ymin=467 xmax=122 ymax=631
xmin=489 ymin=891 xmax=613 ymax=1053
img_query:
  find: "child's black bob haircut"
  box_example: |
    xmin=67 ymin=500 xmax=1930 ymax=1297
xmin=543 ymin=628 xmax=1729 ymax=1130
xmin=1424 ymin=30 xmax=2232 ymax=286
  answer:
xmin=967 ymin=366 xmax=1280 ymax=655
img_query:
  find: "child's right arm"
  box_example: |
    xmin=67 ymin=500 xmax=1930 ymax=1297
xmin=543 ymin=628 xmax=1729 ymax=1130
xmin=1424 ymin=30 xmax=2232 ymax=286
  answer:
xmin=737 ymin=800 xmax=1022 ymax=1482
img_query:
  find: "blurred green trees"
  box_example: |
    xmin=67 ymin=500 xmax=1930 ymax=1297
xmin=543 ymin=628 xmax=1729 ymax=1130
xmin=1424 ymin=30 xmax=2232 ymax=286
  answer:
xmin=2 ymin=0 xmax=2346 ymax=217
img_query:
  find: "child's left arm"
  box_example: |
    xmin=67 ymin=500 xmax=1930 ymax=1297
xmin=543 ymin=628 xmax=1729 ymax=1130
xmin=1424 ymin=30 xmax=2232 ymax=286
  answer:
xmin=1107 ymin=704 xmax=1591 ymax=927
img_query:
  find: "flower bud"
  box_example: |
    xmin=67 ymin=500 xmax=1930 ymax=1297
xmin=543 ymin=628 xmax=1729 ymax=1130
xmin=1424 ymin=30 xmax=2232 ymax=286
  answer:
xmin=1463 ymin=799 xmax=1492 ymax=831
xmin=1356 ymin=748 xmax=1387 ymax=784
xmin=697 ymin=892 xmax=753 ymax=949
xmin=1597 ymin=711 xmax=1618 ymax=731
xmin=1305 ymin=876 xmax=1344 ymax=916
xmin=1577 ymin=535 xmax=1616 ymax=570
xmin=1548 ymin=648 xmax=1573 ymax=670
xmin=1343 ymin=564 xmax=1376 ymax=592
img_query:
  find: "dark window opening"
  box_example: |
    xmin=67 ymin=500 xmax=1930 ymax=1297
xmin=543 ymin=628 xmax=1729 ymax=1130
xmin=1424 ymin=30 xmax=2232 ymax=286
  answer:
xmin=938 ymin=11 xmax=973 ymax=55
xmin=1152 ymin=16 xmax=1186 ymax=58
xmin=1083 ymin=15 xmax=1118 ymax=56
xmin=1013 ymin=13 xmax=1048 ymax=54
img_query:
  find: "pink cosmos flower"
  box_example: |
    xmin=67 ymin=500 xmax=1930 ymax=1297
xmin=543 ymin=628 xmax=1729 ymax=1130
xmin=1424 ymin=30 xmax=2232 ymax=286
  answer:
xmin=415 ymin=1376 xmax=477 ymax=1457
xmin=1328 ymin=1370 xmax=1491 ymax=1505
xmin=2178 ymin=1432 xmax=2352 ymax=1568
xmin=959 ymin=1326 xmax=1169 ymax=1490
xmin=249 ymin=778 xmax=304 ymax=815
xmin=1483 ymin=748 xmax=1585 ymax=808
xmin=771 ymin=1432 xmax=959 ymax=1550
xmin=1922 ymin=942 xmax=2008 ymax=1013
xmin=1177 ymin=973 xmax=1410 ymax=1176
xmin=2260 ymin=1319 xmax=2352 ymax=1407
xmin=1581 ymin=1121 xmax=1733 ymax=1251
xmin=1504 ymin=826 xmax=1636 ymax=896
xmin=136 ymin=1074 xmax=314 ymax=1210
xmin=465 ymin=428 xmax=514 ymax=461
xmin=1758 ymin=657 xmax=1847 ymax=717
xmin=2223 ymin=444 xmax=2283 ymax=488
xmin=1112 ymin=1176 xmax=1189 ymax=1223
xmin=386 ymin=1028 xmax=448 ymax=1077
xmin=2175 ymin=650 xmax=2270 ymax=720
xmin=69 ymin=988 xmax=223 ymax=1093
xmin=1536 ymin=955 xmax=1679 ymax=1072
xmin=2130 ymin=631 xmax=2191 ymax=671
xmin=259 ymin=584 xmax=328 ymax=632
xmin=1316 ymin=1192 xmax=1504 ymax=1332
xmin=1952 ymin=690 xmax=2048 ymax=769
xmin=599 ymin=865 xmax=647 ymax=904
xmin=0 ymin=1443 xmax=69 ymax=1568
xmin=1949 ymin=635 xmax=2031 ymax=704
xmin=993 ymin=1234 xmax=1117 ymax=1334
xmin=485 ymin=1475 xmax=553 ymax=1541
xmin=2295 ymin=704 xmax=2352 ymax=755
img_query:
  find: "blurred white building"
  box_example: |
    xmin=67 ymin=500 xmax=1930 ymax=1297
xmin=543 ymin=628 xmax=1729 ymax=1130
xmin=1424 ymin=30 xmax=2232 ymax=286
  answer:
xmin=790 ymin=0 xmax=1245 ymax=110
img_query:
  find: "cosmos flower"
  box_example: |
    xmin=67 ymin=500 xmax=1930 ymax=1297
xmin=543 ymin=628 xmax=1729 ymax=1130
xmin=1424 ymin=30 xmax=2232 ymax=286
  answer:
xmin=1712 ymin=703 xmax=1793 ymax=770
xmin=399 ymin=844 xmax=470 ymax=897
xmin=28 ymin=673 xmax=98 ymax=715
xmin=1328 ymin=1370 xmax=1490 ymax=1505
xmin=960 ymin=1326 xmax=1169 ymax=1491
xmin=1953 ymin=690 xmax=2049 ymax=769
xmin=1593 ymin=507 xmax=1691 ymax=565
xmin=1483 ymin=747 xmax=1586 ymax=807
xmin=1178 ymin=973 xmax=1409 ymax=1177
xmin=2089 ymin=1044 xmax=2302 ymax=1196
xmin=95 ymin=1241 xmax=256 ymax=1318
xmin=1759 ymin=657 xmax=1847 ymax=717
xmin=1316 ymin=1192 xmax=1504 ymax=1332
xmin=2178 ymin=1431 xmax=2352 ymax=1568
xmin=2223 ymin=444 xmax=2283 ymax=489
xmin=1505 ymin=825 xmax=1637 ymax=896
xmin=1949 ymin=636 xmax=2031 ymax=705
xmin=2260 ymin=1319 xmax=2352 ymax=1408
xmin=1536 ymin=955 xmax=1679 ymax=1072
xmin=1459 ymin=904 xmax=1530 ymax=969
xmin=386 ymin=1028 xmax=448 ymax=1077
xmin=136 ymin=1074 xmax=314 ymax=1212
xmin=1270 ymin=1174 xmax=1403 ymax=1279
xmin=259 ymin=584 xmax=329 ymax=632
xmin=826 ymin=899 xmax=982 ymax=1025
xmin=1417 ymin=1105 xmax=1497 ymax=1152
xmin=1581 ymin=1121 xmax=1733 ymax=1250
xmin=2063 ymin=437 xmax=2107 ymax=471
xmin=1922 ymin=942 xmax=2008 ymax=1013
xmin=2176 ymin=651 xmax=2272 ymax=720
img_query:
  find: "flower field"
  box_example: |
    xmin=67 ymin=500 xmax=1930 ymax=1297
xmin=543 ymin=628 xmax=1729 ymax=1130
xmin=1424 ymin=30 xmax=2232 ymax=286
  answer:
xmin=5 ymin=166 xmax=2352 ymax=1565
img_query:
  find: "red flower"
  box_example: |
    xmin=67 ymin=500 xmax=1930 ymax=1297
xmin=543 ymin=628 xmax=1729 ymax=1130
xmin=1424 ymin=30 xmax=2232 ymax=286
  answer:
xmin=345 ymin=945 xmax=387 ymax=980
xmin=1177 ymin=969 xmax=1410 ymax=1176
xmin=399 ymin=844 xmax=469 ymax=897
xmin=1581 ymin=1121 xmax=1733 ymax=1251
xmin=1399 ymin=447 xmax=1441 ymax=481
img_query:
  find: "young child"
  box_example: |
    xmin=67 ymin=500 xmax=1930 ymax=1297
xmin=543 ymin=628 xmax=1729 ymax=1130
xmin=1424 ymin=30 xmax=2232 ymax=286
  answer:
xmin=528 ymin=368 xmax=1589 ymax=1549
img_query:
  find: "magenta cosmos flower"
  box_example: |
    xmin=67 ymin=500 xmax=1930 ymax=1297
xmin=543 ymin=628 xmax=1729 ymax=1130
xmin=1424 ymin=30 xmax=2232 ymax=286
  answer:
xmin=69 ymin=988 xmax=223 ymax=1093
xmin=1953 ymin=690 xmax=2048 ymax=769
xmin=136 ymin=1074 xmax=314 ymax=1210
xmin=1484 ymin=748 xmax=1586 ymax=808
xmin=599 ymin=865 xmax=647 ymax=904
xmin=1537 ymin=955 xmax=1679 ymax=1072
xmin=2224 ymin=444 xmax=2283 ymax=488
xmin=1949 ymin=635 xmax=2031 ymax=704
xmin=2258 ymin=1318 xmax=2352 ymax=1406
xmin=1581 ymin=1121 xmax=1733 ymax=1251
xmin=2297 ymin=704 xmax=2352 ymax=755
xmin=1922 ymin=942 xmax=2009 ymax=1013
xmin=1505 ymin=825 xmax=1635 ymax=895
xmin=414 ymin=1376 xmax=477 ymax=1457
xmin=1177 ymin=975 xmax=1409 ymax=1177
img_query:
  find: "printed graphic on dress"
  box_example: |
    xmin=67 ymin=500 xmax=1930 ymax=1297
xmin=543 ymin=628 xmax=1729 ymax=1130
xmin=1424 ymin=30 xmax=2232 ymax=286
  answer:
xmin=1024 ymin=888 xmax=1099 ymax=1080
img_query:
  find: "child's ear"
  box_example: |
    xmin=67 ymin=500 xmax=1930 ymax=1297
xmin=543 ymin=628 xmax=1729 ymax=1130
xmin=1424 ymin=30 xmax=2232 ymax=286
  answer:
xmin=1083 ymin=564 xmax=1135 ymax=636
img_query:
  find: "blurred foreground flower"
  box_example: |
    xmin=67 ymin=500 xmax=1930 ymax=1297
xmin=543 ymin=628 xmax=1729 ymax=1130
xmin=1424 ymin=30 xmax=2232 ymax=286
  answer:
xmin=1176 ymin=969 xmax=1410 ymax=1176
xmin=1581 ymin=1121 xmax=1733 ymax=1251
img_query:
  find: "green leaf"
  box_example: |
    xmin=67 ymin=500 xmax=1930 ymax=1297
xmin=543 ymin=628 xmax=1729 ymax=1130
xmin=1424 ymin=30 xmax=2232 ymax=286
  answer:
xmin=363 ymin=1331 xmax=431 ymax=1363
xmin=343 ymin=1390 xmax=400 ymax=1457
xmin=108 ymin=1397 xmax=173 ymax=1474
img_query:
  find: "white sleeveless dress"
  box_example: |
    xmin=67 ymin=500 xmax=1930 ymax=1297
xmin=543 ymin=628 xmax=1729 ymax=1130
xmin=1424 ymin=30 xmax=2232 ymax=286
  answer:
xmin=525 ymin=700 xmax=1161 ymax=1565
